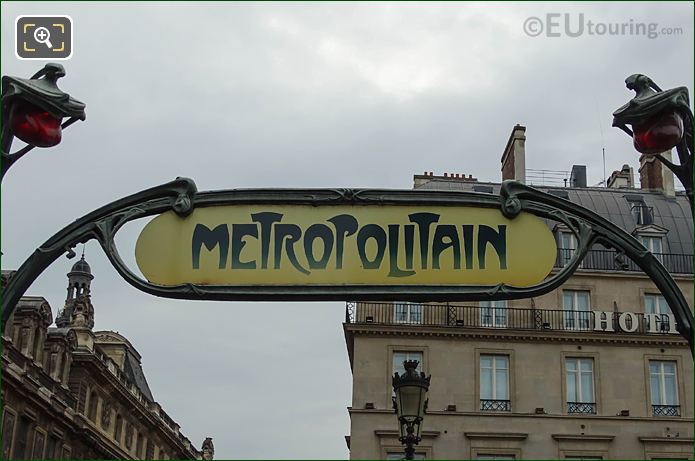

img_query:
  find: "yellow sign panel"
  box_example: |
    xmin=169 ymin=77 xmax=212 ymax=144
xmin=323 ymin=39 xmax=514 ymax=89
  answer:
xmin=135 ymin=205 xmax=557 ymax=287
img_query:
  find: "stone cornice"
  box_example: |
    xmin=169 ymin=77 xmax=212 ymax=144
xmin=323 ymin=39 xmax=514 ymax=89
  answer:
xmin=344 ymin=323 xmax=689 ymax=347
xmin=348 ymin=408 xmax=693 ymax=423
xmin=638 ymin=436 xmax=694 ymax=444
xmin=464 ymin=432 xmax=528 ymax=440
xmin=375 ymin=429 xmax=441 ymax=439
xmin=551 ymin=434 xmax=616 ymax=442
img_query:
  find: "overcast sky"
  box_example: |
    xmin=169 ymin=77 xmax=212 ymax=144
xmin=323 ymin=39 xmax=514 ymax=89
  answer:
xmin=1 ymin=2 xmax=693 ymax=459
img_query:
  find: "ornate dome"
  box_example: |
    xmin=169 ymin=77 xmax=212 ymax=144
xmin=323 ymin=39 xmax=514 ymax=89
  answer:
xmin=70 ymin=255 xmax=92 ymax=275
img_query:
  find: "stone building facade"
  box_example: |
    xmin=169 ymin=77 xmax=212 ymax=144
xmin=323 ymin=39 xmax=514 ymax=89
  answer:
xmin=344 ymin=126 xmax=694 ymax=460
xmin=1 ymin=257 xmax=213 ymax=460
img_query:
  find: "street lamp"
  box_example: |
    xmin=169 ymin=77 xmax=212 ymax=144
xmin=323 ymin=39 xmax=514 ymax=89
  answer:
xmin=1 ymin=63 xmax=86 ymax=181
xmin=392 ymin=360 xmax=430 ymax=460
xmin=612 ymin=74 xmax=693 ymax=212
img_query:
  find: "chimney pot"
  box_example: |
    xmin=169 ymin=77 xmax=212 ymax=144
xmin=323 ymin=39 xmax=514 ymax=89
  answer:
xmin=444 ymin=173 xmax=448 ymax=177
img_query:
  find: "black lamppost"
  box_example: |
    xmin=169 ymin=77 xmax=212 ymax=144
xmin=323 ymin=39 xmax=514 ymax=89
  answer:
xmin=392 ymin=360 xmax=430 ymax=460
xmin=1 ymin=63 xmax=86 ymax=181
xmin=612 ymin=74 xmax=693 ymax=212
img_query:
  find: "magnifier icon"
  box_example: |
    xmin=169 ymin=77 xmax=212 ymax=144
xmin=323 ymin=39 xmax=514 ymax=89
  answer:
xmin=33 ymin=27 xmax=53 ymax=49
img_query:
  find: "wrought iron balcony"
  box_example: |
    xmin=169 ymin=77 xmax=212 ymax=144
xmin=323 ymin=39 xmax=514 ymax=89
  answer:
xmin=480 ymin=399 xmax=511 ymax=411
xmin=652 ymin=404 xmax=681 ymax=417
xmin=567 ymin=402 xmax=596 ymax=414
xmin=555 ymin=248 xmax=693 ymax=274
xmin=345 ymin=302 xmax=680 ymax=337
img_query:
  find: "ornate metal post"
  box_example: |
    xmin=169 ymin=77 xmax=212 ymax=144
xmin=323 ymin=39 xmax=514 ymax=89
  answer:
xmin=392 ymin=360 xmax=430 ymax=460
xmin=1 ymin=63 xmax=86 ymax=181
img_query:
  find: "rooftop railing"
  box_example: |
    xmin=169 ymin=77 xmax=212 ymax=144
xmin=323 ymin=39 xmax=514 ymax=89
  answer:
xmin=556 ymin=248 xmax=693 ymax=274
xmin=345 ymin=302 xmax=680 ymax=337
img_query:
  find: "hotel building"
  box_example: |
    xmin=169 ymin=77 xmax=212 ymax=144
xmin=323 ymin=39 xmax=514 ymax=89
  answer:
xmin=344 ymin=125 xmax=694 ymax=460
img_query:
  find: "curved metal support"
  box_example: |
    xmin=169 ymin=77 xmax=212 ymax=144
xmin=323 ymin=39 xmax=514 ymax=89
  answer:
xmin=1 ymin=177 xmax=197 ymax=329
xmin=500 ymin=181 xmax=693 ymax=353
xmin=2 ymin=179 xmax=692 ymax=354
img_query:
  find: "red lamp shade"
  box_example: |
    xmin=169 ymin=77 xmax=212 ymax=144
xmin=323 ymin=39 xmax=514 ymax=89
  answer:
xmin=632 ymin=111 xmax=684 ymax=155
xmin=9 ymin=101 xmax=63 ymax=147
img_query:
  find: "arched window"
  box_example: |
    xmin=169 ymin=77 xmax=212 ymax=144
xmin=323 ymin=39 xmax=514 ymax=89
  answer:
xmin=87 ymin=390 xmax=98 ymax=421
xmin=32 ymin=327 xmax=42 ymax=360
xmin=114 ymin=414 xmax=123 ymax=443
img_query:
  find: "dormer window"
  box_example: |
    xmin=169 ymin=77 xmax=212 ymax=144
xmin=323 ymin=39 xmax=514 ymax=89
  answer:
xmin=640 ymin=235 xmax=663 ymax=263
xmin=632 ymin=223 xmax=668 ymax=265
xmin=625 ymin=195 xmax=653 ymax=225
xmin=630 ymin=202 xmax=653 ymax=225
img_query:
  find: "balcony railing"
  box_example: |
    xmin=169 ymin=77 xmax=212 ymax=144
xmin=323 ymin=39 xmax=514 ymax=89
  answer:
xmin=568 ymin=402 xmax=596 ymax=414
xmin=652 ymin=405 xmax=681 ymax=417
xmin=345 ymin=302 xmax=680 ymax=336
xmin=555 ymin=248 xmax=693 ymax=274
xmin=480 ymin=399 xmax=511 ymax=411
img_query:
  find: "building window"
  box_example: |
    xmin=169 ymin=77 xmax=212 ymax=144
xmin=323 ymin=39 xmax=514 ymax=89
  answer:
xmin=393 ymin=351 xmax=423 ymax=376
xmin=146 ymin=439 xmax=155 ymax=459
xmin=630 ymin=202 xmax=653 ymax=225
xmin=114 ymin=414 xmax=123 ymax=443
xmin=31 ymin=429 xmax=46 ymax=459
xmin=645 ymin=294 xmax=672 ymax=332
xmin=394 ymin=302 xmax=422 ymax=324
xmin=136 ymin=433 xmax=145 ymax=458
xmin=87 ymin=390 xmax=98 ymax=421
xmin=2 ymin=410 xmax=16 ymax=460
xmin=480 ymin=300 xmax=507 ymax=327
xmin=480 ymin=355 xmax=510 ymax=411
xmin=12 ymin=415 xmax=32 ymax=459
xmin=558 ymin=232 xmax=578 ymax=267
xmin=563 ymin=290 xmax=590 ymax=330
xmin=649 ymin=361 xmax=680 ymax=416
xmin=640 ymin=236 xmax=663 ymax=261
xmin=46 ymin=434 xmax=60 ymax=460
xmin=566 ymin=358 xmax=596 ymax=414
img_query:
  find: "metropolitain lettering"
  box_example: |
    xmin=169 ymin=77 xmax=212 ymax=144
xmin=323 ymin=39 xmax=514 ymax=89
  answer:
xmin=191 ymin=212 xmax=508 ymax=277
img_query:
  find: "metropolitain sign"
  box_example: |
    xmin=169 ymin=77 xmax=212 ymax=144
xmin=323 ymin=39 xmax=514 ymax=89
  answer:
xmin=135 ymin=204 xmax=557 ymax=288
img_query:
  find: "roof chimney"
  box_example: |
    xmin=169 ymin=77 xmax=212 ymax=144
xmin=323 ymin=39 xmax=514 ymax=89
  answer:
xmin=639 ymin=151 xmax=675 ymax=196
xmin=501 ymin=124 xmax=526 ymax=183
xmin=570 ymin=165 xmax=587 ymax=188
xmin=607 ymin=164 xmax=634 ymax=189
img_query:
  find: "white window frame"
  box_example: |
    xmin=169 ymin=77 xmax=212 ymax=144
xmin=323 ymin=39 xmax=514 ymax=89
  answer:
xmin=563 ymin=290 xmax=591 ymax=330
xmin=393 ymin=351 xmax=423 ymax=377
xmin=644 ymin=294 xmax=672 ymax=332
xmin=565 ymin=358 xmax=595 ymax=404
xmin=480 ymin=300 xmax=507 ymax=327
xmin=649 ymin=360 xmax=679 ymax=408
xmin=640 ymin=236 xmax=663 ymax=262
xmin=394 ymin=302 xmax=423 ymax=324
xmin=559 ymin=232 xmax=579 ymax=268
xmin=480 ymin=355 xmax=509 ymax=401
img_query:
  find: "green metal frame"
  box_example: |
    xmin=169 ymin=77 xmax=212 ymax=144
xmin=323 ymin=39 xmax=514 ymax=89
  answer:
xmin=2 ymin=178 xmax=692 ymax=352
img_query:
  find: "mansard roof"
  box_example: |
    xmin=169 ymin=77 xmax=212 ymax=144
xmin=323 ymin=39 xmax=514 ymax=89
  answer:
xmin=415 ymin=179 xmax=693 ymax=255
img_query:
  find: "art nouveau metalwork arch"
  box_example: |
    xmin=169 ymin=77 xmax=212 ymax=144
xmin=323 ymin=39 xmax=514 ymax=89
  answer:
xmin=1 ymin=178 xmax=692 ymax=353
